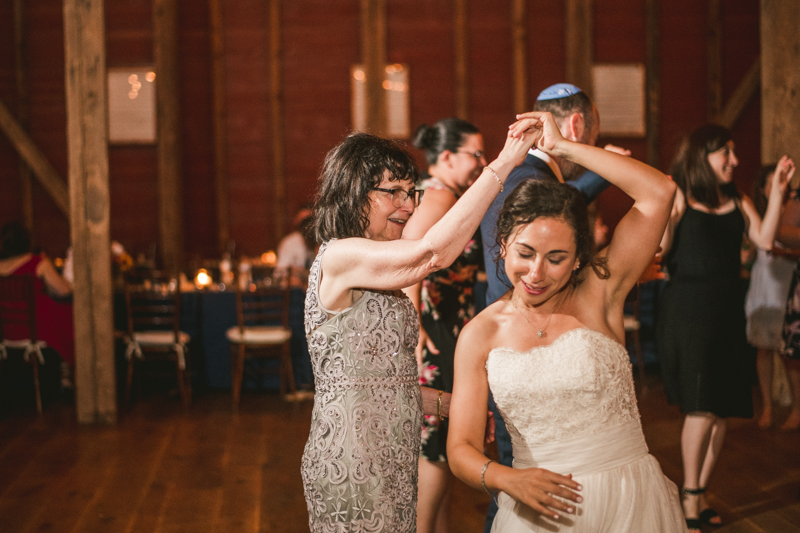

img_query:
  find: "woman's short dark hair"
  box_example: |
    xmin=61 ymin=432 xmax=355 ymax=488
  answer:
xmin=412 ymin=118 xmax=480 ymax=166
xmin=0 ymin=221 xmax=32 ymax=258
xmin=670 ymin=123 xmax=734 ymax=208
xmin=313 ymin=132 xmax=420 ymax=242
xmin=495 ymin=180 xmax=608 ymax=287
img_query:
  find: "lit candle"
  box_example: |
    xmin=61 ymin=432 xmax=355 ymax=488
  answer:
xmin=195 ymin=268 xmax=212 ymax=289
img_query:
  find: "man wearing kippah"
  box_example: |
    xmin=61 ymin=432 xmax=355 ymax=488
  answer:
xmin=479 ymin=83 xmax=620 ymax=533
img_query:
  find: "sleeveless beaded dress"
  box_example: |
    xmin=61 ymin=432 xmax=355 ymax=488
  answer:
xmin=487 ymin=328 xmax=686 ymax=532
xmin=302 ymin=240 xmax=423 ymax=533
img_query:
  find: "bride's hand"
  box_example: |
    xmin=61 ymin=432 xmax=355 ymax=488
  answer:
xmin=505 ymin=468 xmax=582 ymax=519
xmin=511 ymin=111 xmax=566 ymax=156
xmin=493 ymin=116 xmax=545 ymax=168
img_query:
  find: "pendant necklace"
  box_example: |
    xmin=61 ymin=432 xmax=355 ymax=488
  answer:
xmin=514 ymin=289 xmax=568 ymax=338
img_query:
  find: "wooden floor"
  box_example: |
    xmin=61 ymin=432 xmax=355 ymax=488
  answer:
xmin=1 ymin=375 xmax=799 ymax=533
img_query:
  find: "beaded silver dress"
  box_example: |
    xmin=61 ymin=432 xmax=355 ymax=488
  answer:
xmin=302 ymin=240 xmax=423 ymax=533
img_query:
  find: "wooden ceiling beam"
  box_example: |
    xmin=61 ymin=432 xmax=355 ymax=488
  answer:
xmin=0 ymin=96 xmax=69 ymax=216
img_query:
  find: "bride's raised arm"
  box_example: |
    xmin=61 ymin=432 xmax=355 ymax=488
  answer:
xmin=513 ymin=111 xmax=675 ymax=303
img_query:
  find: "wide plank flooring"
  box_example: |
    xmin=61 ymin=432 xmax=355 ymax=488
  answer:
xmin=1 ymin=375 xmax=799 ymax=533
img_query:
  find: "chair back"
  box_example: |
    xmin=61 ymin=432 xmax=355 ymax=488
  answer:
xmin=0 ymin=274 xmax=38 ymax=343
xmin=235 ymin=284 xmax=290 ymax=334
xmin=123 ymin=272 xmax=182 ymax=342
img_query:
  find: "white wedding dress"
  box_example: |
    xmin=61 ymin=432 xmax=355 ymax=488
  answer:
xmin=487 ymin=328 xmax=687 ymax=532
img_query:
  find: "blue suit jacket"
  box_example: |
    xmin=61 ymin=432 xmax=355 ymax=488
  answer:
xmin=480 ymin=152 xmax=610 ymax=306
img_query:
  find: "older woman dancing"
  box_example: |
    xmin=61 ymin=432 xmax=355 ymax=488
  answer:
xmin=301 ymin=121 xmax=539 ymax=532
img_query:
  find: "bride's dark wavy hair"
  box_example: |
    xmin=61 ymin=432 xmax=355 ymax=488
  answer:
xmin=495 ymin=179 xmax=609 ymax=288
xmin=312 ymin=132 xmax=420 ymax=242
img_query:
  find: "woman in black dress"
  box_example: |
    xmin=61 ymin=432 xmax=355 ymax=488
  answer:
xmin=657 ymin=124 xmax=789 ymax=532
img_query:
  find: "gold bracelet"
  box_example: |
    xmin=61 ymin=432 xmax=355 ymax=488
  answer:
xmin=437 ymin=390 xmax=445 ymax=421
xmin=484 ymin=166 xmax=503 ymax=193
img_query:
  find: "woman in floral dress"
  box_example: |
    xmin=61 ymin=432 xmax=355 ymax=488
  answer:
xmin=404 ymin=118 xmax=486 ymax=532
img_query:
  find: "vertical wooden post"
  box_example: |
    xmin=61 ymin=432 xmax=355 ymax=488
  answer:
xmin=269 ymin=0 xmax=286 ymax=245
xmin=209 ymin=0 xmax=230 ymax=254
xmin=761 ymin=0 xmax=800 ymax=164
xmin=360 ymin=0 xmax=387 ymax=135
xmin=707 ymin=0 xmax=722 ymax=121
xmin=63 ymin=0 xmax=116 ymax=425
xmin=565 ymin=0 xmax=593 ymax=94
xmin=153 ymin=0 xmax=184 ymax=272
xmin=511 ymin=0 xmax=528 ymax=114
xmin=453 ymin=0 xmax=469 ymax=119
xmin=14 ymin=0 xmax=34 ymax=231
xmin=645 ymin=0 xmax=661 ymax=168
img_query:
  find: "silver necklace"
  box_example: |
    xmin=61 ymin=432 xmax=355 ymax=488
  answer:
xmin=513 ymin=289 xmax=567 ymax=338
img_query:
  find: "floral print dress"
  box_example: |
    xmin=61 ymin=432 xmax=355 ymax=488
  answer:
xmin=418 ymin=180 xmax=484 ymax=461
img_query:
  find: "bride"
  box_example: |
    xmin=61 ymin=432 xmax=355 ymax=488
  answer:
xmin=447 ymin=111 xmax=687 ymax=531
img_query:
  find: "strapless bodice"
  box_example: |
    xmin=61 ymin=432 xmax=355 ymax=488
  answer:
xmin=487 ymin=328 xmax=640 ymax=448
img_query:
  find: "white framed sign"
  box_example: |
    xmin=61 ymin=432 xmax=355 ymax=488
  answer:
xmin=591 ymin=63 xmax=646 ymax=137
xmin=107 ymin=67 xmax=156 ymax=144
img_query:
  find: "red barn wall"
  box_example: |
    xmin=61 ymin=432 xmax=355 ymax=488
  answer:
xmin=0 ymin=0 xmax=763 ymax=264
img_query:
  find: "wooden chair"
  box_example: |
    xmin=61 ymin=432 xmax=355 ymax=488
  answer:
xmin=123 ymin=272 xmax=191 ymax=407
xmin=227 ymin=283 xmax=294 ymax=407
xmin=624 ymin=283 xmax=646 ymax=389
xmin=0 ymin=274 xmax=46 ymax=414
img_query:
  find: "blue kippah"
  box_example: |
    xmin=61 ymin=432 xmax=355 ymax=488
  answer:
xmin=536 ymin=83 xmax=583 ymax=101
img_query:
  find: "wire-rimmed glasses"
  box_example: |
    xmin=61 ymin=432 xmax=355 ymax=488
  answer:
xmin=372 ymin=187 xmax=424 ymax=208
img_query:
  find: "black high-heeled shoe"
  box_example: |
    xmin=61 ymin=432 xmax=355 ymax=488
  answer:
xmin=681 ymin=488 xmax=703 ymax=532
xmin=683 ymin=487 xmax=722 ymax=527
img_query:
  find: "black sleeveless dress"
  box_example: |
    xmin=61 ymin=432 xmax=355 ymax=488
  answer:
xmin=657 ymin=205 xmax=754 ymax=418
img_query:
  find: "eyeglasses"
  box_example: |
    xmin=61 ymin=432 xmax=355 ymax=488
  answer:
xmin=456 ymin=149 xmax=485 ymax=160
xmin=372 ymin=187 xmax=424 ymax=208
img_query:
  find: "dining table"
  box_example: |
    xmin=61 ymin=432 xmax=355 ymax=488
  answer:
xmin=114 ymin=286 xmax=312 ymax=393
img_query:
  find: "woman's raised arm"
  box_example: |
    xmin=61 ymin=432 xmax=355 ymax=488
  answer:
xmin=320 ymin=125 xmax=540 ymax=305
xmin=516 ymin=111 xmax=675 ymax=303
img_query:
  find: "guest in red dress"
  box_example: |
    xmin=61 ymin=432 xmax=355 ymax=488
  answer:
xmin=0 ymin=222 xmax=74 ymax=387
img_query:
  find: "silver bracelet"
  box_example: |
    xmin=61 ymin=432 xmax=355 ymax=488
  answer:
xmin=484 ymin=166 xmax=503 ymax=193
xmin=481 ymin=459 xmax=498 ymax=503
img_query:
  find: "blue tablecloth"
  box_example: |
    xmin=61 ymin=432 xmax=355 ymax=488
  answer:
xmin=115 ymin=289 xmax=312 ymax=392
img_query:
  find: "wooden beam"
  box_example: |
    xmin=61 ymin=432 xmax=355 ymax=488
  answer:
xmin=209 ymin=0 xmax=229 ymax=254
xmin=761 ymin=0 xmax=800 ymax=164
xmin=360 ymin=0 xmax=387 ymax=135
xmin=453 ymin=0 xmax=469 ymax=119
xmin=707 ymin=0 xmax=722 ymax=121
xmin=645 ymin=0 xmax=661 ymax=168
xmin=716 ymin=58 xmax=760 ymax=130
xmin=511 ymin=0 xmax=528 ymax=114
xmin=13 ymin=0 xmax=33 ymax=230
xmin=0 ymin=97 xmax=69 ymax=215
xmin=153 ymin=0 xmax=184 ymax=272
xmin=565 ymin=0 xmax=593 ymax=94
xmin=63 ymin=0 xmax=116 ymax=425
xmin=269 ymin=0 xmax=286 ymax=244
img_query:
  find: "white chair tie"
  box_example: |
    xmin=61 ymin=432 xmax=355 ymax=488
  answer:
xmin=24 ymin=342 xmax=47 ymax=365
xmin=125 ymin=334 xmax=188 ymax=370
xmin=1 ymin=339 xmax=47 ymax=365
xmin=125 ymin=337 xmax=144 ymax=361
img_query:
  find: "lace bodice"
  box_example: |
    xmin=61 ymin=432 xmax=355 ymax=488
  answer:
xmin=302 ymin=241 xmax=422 ymax=533
xmin=487 ymin=328 xmax=639 ymax=447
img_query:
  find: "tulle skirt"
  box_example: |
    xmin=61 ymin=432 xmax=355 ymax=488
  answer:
xmin=491 ymin=421 xmax=687 ymax=532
